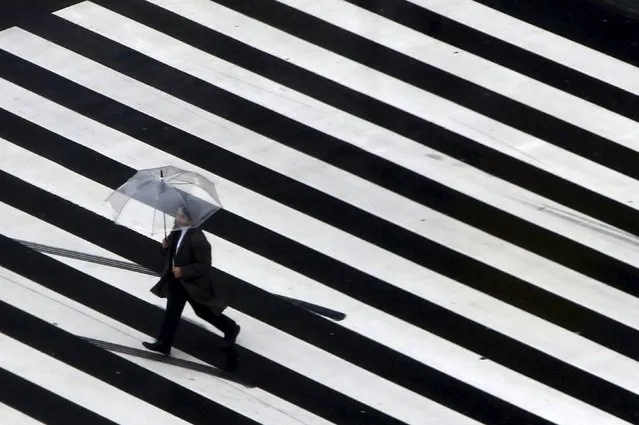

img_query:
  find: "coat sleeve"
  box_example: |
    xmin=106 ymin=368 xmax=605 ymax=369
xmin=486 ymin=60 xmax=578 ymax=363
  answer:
xmin=161 ymin=232 xmax=175 ymax=256
xmin=180 ymin=236 xmax=211 ymax=279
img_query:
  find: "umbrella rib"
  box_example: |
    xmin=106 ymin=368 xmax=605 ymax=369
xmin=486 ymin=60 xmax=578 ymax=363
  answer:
xmin=105 ymin=190 xmax=136 ymax=221
xmin=108 ymin=168 xmax=222 ymax=234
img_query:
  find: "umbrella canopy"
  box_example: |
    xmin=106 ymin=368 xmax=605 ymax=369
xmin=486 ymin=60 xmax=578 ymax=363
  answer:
xmin=105 ymin=166 xmax=222 ymax=236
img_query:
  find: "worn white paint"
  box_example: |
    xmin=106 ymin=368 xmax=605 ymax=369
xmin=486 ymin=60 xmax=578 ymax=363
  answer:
xmin=2 ymin=72 xmax=639 ymax=342
xmin=0 ymin=211 xmax=470 ymax=425
xmin=0 ymin=324 xmax=191 ymax=425
xmin=98 ymin=0 xmax=639 ymax=211
xmin=48 ymin=1 xmax=639 ymax=275
xmin=406 ymin=0 xmax=639 ymax=95
xmin=272 ymin=0 xmax=639 ymax=151
xmin=0 ymin=144 xmax=633 ymax=425
xmin=0 ymin=265 xmax=337 ymax=425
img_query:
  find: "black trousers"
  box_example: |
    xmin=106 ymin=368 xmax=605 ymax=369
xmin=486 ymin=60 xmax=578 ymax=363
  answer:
xmin=158 ymin=277 xmax=236 ymax=347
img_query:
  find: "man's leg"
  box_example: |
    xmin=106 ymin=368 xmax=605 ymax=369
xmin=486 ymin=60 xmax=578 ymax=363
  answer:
xmin=158 ymin=279 xmax=188 ymax=346
xmin=189 ymin=301 xmax=241 ymax=345
xmin=144 ymin=279 xmax=187 ymax=354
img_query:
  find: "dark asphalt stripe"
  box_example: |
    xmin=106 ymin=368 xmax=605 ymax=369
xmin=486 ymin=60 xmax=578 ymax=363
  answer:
xmin=52 ymin=1 xmax=639 ymax=245
xmin=21 ymin=13 xmax=517 ymax=287
xmin=3 ymin=17 xmax=639 ymax=357
xmin=1 ymin=118 xmax=637 ymax=424
xmin=471 ymin=0 xmax=639 ymax=68
xmin=0 ymin=214 xmax=416 ymax=425
xmin=121 ymin=0 xmax=639 ymax=182
xmin=0 ymin=296 xmax=259 ymax=425
xmin=0 ymin=367 xmax=118 ymax=425
xmin=43 ymin=2 xmax=639 ymax=289
xmin=339 ymin=0 xmax=639 ymax=123
xmin=0 ymin=0 xmax=79 ymax=30
xmin=0 ymin=153 xmax=556 ymax=425
xmin=0 ymin=71 xmax=480 ymax=416
xmin=0 ymin=50 xmax=457 ymax=353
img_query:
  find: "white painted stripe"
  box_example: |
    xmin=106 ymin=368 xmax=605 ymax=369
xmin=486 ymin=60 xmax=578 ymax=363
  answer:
xmin=0 ymin=404 xmax=45 ymax=425
xmin=0 ymin=61 xmax=464 ymax=330
xmin=273 ymin=0 xmax=639 ymax=152
xmin=1 ymin=60 xmax=639 ymax=346
xmin=48 ymin=2 xmax=639 ymax=287
xmin=0 ymin=265 xmax=336 ymax=425
xmin=0 ymin=63 xmax=466 ymax=316
xmin=0 ymin=325 xmax=190 ymax=425
xmin=0 ymin=21 xmax=453 ymax=258
xmin=3 ymin=180 xmax=639 ymax=401
xmin=0 ymin=216 xmax=465 ymax=425
xmin=102 ymin=0 xmax=639 ymax=214
xmin=9 ymin=23 xmax=639 ymax=321
xmin=406 ymin=0 xmax=639 ymax=95
xmin=0 ymin=144 xmax=634 ymax=425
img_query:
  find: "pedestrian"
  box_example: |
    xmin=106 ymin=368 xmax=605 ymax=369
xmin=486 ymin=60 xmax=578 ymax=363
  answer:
xmin=142 ymin=206 xmax=240 ymax=355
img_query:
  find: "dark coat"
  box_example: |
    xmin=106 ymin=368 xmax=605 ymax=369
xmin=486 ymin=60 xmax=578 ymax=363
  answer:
xmin=150 ymin=227 xmax=227 ymax=315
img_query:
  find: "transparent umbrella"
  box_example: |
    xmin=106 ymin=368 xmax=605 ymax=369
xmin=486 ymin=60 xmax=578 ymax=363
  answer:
xmin=105 ymin=166 xmax=222 ymax=237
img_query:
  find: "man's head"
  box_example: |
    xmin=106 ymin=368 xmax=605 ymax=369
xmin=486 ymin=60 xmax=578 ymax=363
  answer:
xmin=175 ymin=206 xmax=192 ymax=228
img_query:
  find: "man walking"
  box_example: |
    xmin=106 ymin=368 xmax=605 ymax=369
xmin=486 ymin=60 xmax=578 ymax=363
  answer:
xmin=143 ymin=206 xmax=240 ymax=355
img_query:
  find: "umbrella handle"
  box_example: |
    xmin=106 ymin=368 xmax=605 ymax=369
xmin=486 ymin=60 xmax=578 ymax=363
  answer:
xmin=160 ymin=170 xmax=167 ymax=239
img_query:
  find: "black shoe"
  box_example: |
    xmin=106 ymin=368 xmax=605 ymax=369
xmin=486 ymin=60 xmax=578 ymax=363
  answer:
xmin=142 ymin=340 xmax=171 ymax=355
xmin=223 ymin=324 xmax=241 ymax=346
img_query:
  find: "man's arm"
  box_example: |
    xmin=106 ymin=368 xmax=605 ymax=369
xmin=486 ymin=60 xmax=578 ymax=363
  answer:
xmin=161 ymin=237 xmax=170 ymax=255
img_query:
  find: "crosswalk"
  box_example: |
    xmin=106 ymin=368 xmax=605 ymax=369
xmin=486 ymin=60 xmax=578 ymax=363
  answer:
xmin=1 ymin=0 xmax=638 ymax=424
